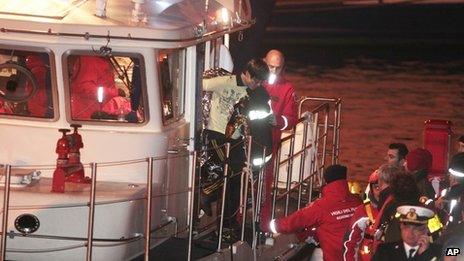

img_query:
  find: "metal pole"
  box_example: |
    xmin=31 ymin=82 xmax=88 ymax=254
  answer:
xmin=285 ymin=133 xmax=295 ymax=216
xmin=252 ymin=147 xmax=266 ymax=251
xmin=297 ymin=121 xmax=309 ymax=210
xmin=247 ymin=146 xmax=258 ymax=260
xmin=86 ymin=163 xmax=98 ymax=261
xmin=254 ymin=147 xmax=267 ymax=224
xmin=187 ymin=151 xmax=197 ymax=261
xmin=241 ymin=137 xmax=252 ymax=241
xmin=332 ymin=103 xmax=338 ymax=165
xmin=1 ymin=164 xmax=12 ymax=261
xmin=196 ymin=151 xmax=203 ymax=225
xmin=308 ymin=175 xmax=314 ymax=204
xmin=144 ymin=157 xmax=154 ymax=261
xmin=308 ymin=112 xmax=319 ymax=203
xmin=217 ymin=143 xmax=230 ymax=251
xmin=271 ymin=147 xmax=282 ymax=220
xmin=335 ymin=100 xmax=342 ymax=164
xmin=321 ymin=107 xmax=330 ymax=175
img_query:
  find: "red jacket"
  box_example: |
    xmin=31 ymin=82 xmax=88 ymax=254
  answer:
xmin=343 ymin=203 xmax=379 ymax=261
xmin=264 ymin=78 xmax=297 ymax=153
xmin=70 ymin=56 xmax=119 ymax=119
xmin=26 ymin=55 xmax=49 ymax=117
xmin=273 ymin=180 xmax=362 ymax=261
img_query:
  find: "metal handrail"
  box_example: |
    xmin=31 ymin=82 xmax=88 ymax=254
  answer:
xmin=144 ymin=158 xmax=154 ymax=261
xmin=1 ymin=164 xmax=11 ymax=261
xmin=1 ymin=96 xmax=342 ymax=260
xmin=187 ymin=151 xmax=197 ymax=261
xmin=271 ymin=97 xmax=342 ymax=220
xmin=241 ymin=137 xmax=253 ymax=241
xmin=0 ymin=152 xmax=192 ymax=260
xmin=86 ymin=163 xmax=98 ymax=261
xmin=217 ymin=143 xmax=231 ymax=251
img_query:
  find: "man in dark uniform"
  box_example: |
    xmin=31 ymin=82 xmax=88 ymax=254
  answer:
xmin=226 ymin=58 xmax=273 ymax=168
xmin=220 ymin=58 xmax=272 ymax=242
xmin=373 ymin=205 xmax=442 ymax=260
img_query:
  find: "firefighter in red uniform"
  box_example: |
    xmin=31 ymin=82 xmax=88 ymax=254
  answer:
xmin=343 ymin=170 xmax=382 ymax=261
xmin=260 ymin=49 xmax=298 ymax=231
xmin=263 ymin=49 xmax=298 ymax=144
xmin=269 ymin=164 xmax=362 ymax=261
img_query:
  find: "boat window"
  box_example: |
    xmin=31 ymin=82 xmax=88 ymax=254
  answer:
xmin=65 ymin=54 xmax=146 ymax=123
xmin=157 ymin=49 xmax=186 ymax=124
xmin=0 ymin=48 xmax=55 ymax=119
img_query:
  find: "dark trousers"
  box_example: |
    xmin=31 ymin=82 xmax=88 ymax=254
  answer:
xmin=203 ymin=130 xmax=243 ymax=230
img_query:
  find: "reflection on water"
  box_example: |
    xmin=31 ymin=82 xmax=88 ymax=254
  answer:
xmin=272 ymin=44 xmax=464 ymax=181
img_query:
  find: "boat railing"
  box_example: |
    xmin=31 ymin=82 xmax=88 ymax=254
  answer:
xmin=266 ymin=97 xmax=342 ymax=222
xmin=0 ymin=151 xmax=191 ymax=261
xmin=298 ymin=97 xmax=342 ymax=165
xmin=1 ymin=96 xmax=341 ymax=260
xmin=185 ymin=97 xmax=342 ymax=260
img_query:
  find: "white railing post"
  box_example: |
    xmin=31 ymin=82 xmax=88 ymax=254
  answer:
xmin=86 ymin=163 xmax=98 ymax=261
xmin=1 ymin=164 xmax=12 ymax=261
xmin=187 ymin=151 xmax=197 ymax=261
xmin=144 ymin=157 xmax=154 ymax=261
xmin=241 ymin=137 xmax=252 ymax=241
xmin=217 ymin=143 xmax=230 ymax=251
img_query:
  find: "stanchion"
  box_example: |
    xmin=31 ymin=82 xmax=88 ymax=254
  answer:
xmin=1 ymin=164 xmax=12 ymax=261
xmin=187 ymin=151 xmax=197 ymax=261
xmin=241 ymin=137 xmax=252 ymax=241
xmin=285 ymin=133 xmax=295 ymax=216
xmin=271 ymin=147 xmax=282 ymax=220
xmin=297 ymin=121 xmax=309 ymax=209
xmin=86 ymin=163 xmax=98 ymax=261
xmin=217 ymin=143 xmax=230 ymax=251
xmin=144 ymin=157 xmax=154 ymax=261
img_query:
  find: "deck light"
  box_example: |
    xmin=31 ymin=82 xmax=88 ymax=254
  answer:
xmin=97 ymin=86 xmax=104 ymax=103
xmin=220 ymin=7 xmax=229 ymax=25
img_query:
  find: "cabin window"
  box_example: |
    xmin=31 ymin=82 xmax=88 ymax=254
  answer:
xmin=65 ymin=53 xmax=146 ymax=123
xmin=157 ymin=49 xmax=186 ymax=124
xmin=0 ymin=48 xmax=55 ymax=119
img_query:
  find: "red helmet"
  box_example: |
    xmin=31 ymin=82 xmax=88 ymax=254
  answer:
xmin=368 ymin=170 xmax=379 ymax=184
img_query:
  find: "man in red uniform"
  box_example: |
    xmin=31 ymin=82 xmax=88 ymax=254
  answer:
xmin=263 ymin=49 xmax=298 ymax=151
xmin=343 ymin=164 xmax=400 ymax=261
xmin=343 ymin=170 xmax=381 ymax=261
xmin=269 ymin=164 xmax=361 ymax=261
xmin=260 ymin=49 xmax=298 ymax=231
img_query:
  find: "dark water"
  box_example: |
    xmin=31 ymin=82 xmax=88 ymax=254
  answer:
xmin=264 ymin=43 xmax=464 ymax=75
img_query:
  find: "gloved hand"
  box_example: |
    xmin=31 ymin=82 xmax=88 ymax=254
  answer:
xmin=230 ymin=127 xmax=242 ymax=139
xmin=267 ymin=113 xmax=277 ymax=126
xmin=301 ymin=111 xmax=313 ymax=122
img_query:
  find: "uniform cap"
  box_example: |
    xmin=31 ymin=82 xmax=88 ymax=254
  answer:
xmin=397 ymin=205 xmax=434 ymax=225
xmin=368 ymin=170 xmax=379 ymax=184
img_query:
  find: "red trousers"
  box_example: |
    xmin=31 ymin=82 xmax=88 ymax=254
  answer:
xmin=259 ymin=159 xmax=275 ymax=232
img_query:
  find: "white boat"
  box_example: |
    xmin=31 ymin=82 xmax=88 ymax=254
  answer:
xmin=0 ymin=1 xmax=341 ymax=260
